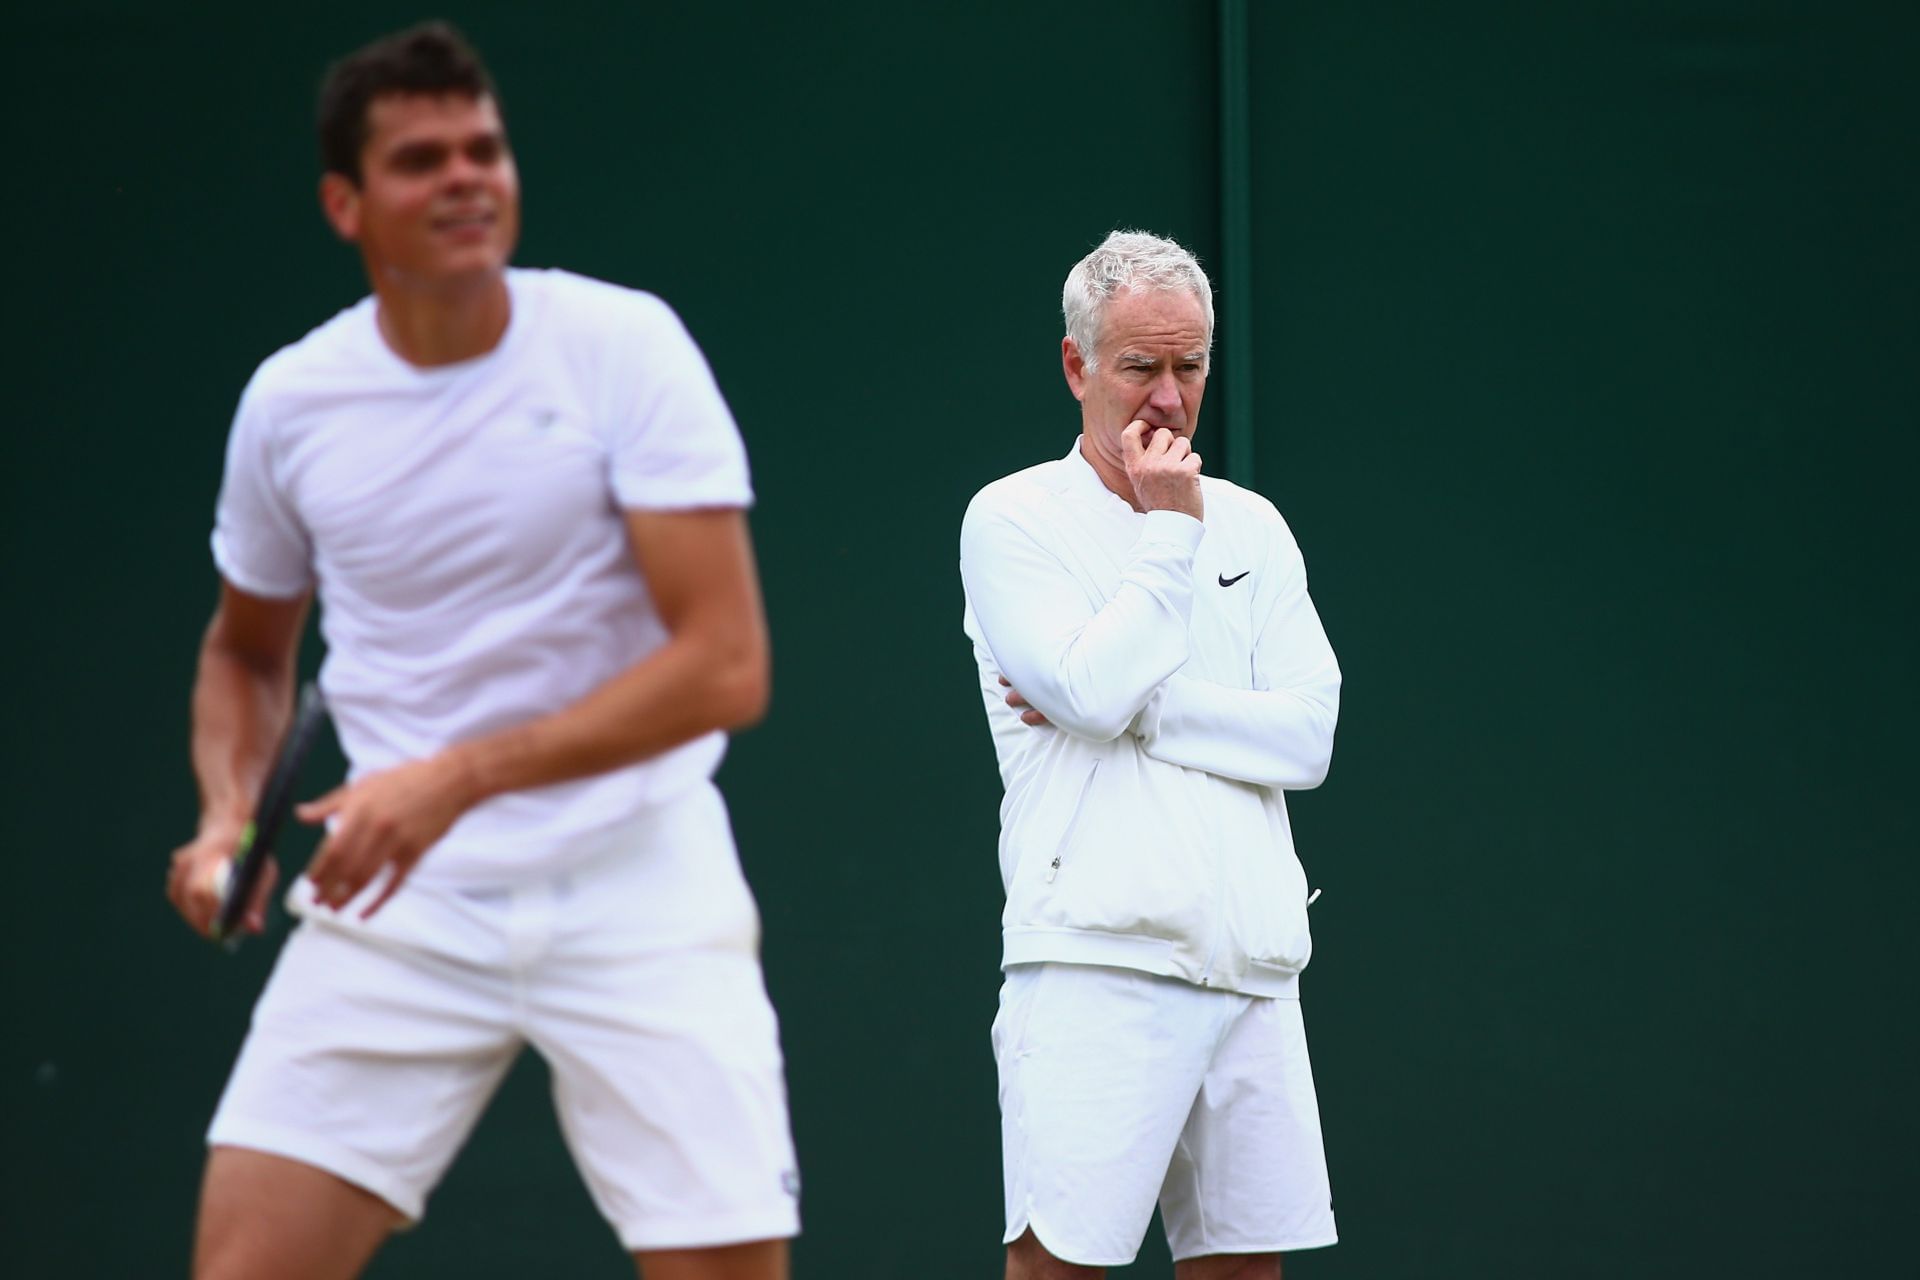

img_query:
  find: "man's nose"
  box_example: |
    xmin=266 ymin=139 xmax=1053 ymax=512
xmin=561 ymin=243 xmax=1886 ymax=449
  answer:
xmin=443 ymin=153 xmax=485 ymax=190
xmin=1147 ymin=370 xmax=1183 ymax=412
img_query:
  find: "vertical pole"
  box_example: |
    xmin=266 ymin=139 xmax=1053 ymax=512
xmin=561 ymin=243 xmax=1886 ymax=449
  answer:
xmin=1219 ymin=0 xmax=1256 ymax=486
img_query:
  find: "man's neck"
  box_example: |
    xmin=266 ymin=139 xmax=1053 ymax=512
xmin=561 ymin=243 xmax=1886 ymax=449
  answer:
xmin=372 ymin=270 xmax=512 ymax=368
xmin=1079 ymin=432 xmax=1144 ymax=512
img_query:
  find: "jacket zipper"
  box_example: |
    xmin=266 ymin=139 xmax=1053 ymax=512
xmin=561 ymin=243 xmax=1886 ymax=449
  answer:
xmin=1197 ymin=774 xmax=1229 ymax=985
xmin=1047 ymin=761 xmax=1099 ymax=884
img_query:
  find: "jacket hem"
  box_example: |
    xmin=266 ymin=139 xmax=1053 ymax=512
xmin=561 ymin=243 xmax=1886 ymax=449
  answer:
xmin=1002 ymin=928 xmax=1302 ymax=998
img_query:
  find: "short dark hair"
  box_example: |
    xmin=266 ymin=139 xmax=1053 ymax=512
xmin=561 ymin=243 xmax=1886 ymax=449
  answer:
xmin=317 ymin=21 xmax=498 ymax=184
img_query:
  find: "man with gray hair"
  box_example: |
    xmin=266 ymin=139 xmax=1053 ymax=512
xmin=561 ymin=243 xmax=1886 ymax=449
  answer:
xmin=960 ymin=230 xmax=1342 ymax=1278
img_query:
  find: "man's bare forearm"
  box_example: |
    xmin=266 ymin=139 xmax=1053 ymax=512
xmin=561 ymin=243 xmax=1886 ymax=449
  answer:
xmin=190 ymin=611 xmax=301 ymax=832
xmin=440 ymin=623 xmax=768 ymax=810
xmin=292 ymin=510 xmax=766 ymax=916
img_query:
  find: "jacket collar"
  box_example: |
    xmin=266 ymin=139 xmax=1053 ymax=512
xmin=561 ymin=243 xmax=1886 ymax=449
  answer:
xmin=1057 ymin=435 xmax=1137 ymax=513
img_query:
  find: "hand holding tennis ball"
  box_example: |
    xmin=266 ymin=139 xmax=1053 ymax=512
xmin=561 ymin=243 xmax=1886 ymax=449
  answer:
xmin=166 ymin=819 xmax=277 ymax=938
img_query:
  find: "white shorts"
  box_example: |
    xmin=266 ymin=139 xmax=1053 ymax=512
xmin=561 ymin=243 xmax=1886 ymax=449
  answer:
xmin=207 ymin=783 xmax=800 ymax=1252
xmin=993 ymin=962 xmax=1337 ymax=1266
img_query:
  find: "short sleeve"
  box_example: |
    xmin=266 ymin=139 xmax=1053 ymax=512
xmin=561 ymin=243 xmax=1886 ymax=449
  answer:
xmin=209 ymin=377 xmax=313 ymax=598
xmin=609 ymin=302 xmax=754 ymax=511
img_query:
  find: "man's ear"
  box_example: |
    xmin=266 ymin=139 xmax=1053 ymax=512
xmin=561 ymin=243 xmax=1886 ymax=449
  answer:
xmin=1061 ymin=337 xmax=1089 ymax=402
xmin=319 ymin=172 xmax=361 ymax=243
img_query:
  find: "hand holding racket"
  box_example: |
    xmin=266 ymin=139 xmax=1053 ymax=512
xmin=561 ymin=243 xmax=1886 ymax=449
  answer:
xmin=167 ymin=683 xmax=330 ymax=950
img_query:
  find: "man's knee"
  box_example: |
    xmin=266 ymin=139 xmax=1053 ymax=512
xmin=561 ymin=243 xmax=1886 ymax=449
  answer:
xmin=1006 ymin=1228 xmax=1106 ymax=1280
xmin=1173 ymin=1252 xmax=1282 ymax=1280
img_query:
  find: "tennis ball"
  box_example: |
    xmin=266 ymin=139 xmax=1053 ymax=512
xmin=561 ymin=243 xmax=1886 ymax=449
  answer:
xmin=209 ymin=859 xmax=233 ymax=900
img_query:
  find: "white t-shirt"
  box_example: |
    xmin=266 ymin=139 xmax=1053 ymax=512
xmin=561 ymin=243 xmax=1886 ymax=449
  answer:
xmin=211 ymin=268 xmax=754 ymax=883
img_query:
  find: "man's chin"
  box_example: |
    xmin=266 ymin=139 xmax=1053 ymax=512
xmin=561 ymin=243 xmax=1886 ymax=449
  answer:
xmin=388 ymin=254 xmax=512 ymax=291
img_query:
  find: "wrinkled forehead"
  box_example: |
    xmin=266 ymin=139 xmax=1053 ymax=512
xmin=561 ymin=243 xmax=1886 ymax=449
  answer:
xmin=1097 ymin=285 xmax=1212 ymax=356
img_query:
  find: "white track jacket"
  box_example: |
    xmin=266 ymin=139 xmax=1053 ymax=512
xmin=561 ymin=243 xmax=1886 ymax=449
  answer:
xmin=960 ymin=440 xmax=1340 ymax=996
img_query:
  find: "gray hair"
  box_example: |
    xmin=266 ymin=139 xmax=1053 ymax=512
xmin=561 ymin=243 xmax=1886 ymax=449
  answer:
xmin=1062 ymin=229 xmax=1215 ymax=372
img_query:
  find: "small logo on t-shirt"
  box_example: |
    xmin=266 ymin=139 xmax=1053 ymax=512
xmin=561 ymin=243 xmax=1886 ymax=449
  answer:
xmin=1218 ymin=570 xmax=1251 ymax=587
xmin=780 ymin=1169 xmax=801 ymax=1199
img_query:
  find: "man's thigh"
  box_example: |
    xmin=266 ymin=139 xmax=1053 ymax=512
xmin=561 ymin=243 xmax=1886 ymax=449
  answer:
xmin=1160 ymin=996 xmax=1337 ymax=1262
xmin=194 ymin=1146 xmax=402 ymax=1280
xmin=523 ymin=791 xmax=799 ymax=1253
xmin=633 ymin=1238 xmax=789 ymax=1280
xmin=531 ymin=940 xmax=800 ymax=1254
xmin=995 ymin=963 xmax=1228 ymax=1268
xmin=207 ymin=915 xmax=521 ymax=1224
xmin=1172 ymin=1252 xmax=1281 ymax=1280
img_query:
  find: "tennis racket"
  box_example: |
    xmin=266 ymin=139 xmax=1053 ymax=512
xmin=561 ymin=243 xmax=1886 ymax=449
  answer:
xmin=210 ymin=681 xmax=330 ymax=950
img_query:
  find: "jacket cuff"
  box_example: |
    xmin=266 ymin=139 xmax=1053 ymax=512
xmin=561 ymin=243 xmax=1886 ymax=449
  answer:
xmin=1139 ymin=509 xmax=1205 ymax=551
xmin=1132 ymin=678 xmax=1171 ymax=742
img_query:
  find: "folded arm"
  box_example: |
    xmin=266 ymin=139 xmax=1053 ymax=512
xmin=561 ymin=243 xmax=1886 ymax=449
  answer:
xmin=1134 ymin=552 xmax=1341 ymax=788
xmin=961 ymin=504 xmax=1204 ymax=741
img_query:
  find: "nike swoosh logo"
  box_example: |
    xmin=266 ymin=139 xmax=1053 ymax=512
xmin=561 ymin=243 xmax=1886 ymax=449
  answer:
xmin=1219 ymin=571 xmax=1250 ymax=587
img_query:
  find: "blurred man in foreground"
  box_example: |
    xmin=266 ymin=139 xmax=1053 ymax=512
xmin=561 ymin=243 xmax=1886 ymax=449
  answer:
xmin=167 ymin=23 xmax=796 ymax=1279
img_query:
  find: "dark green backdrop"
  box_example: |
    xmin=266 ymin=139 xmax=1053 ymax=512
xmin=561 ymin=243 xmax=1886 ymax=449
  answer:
xmin=4 ymin=2 xmax=1914 ymax=1276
